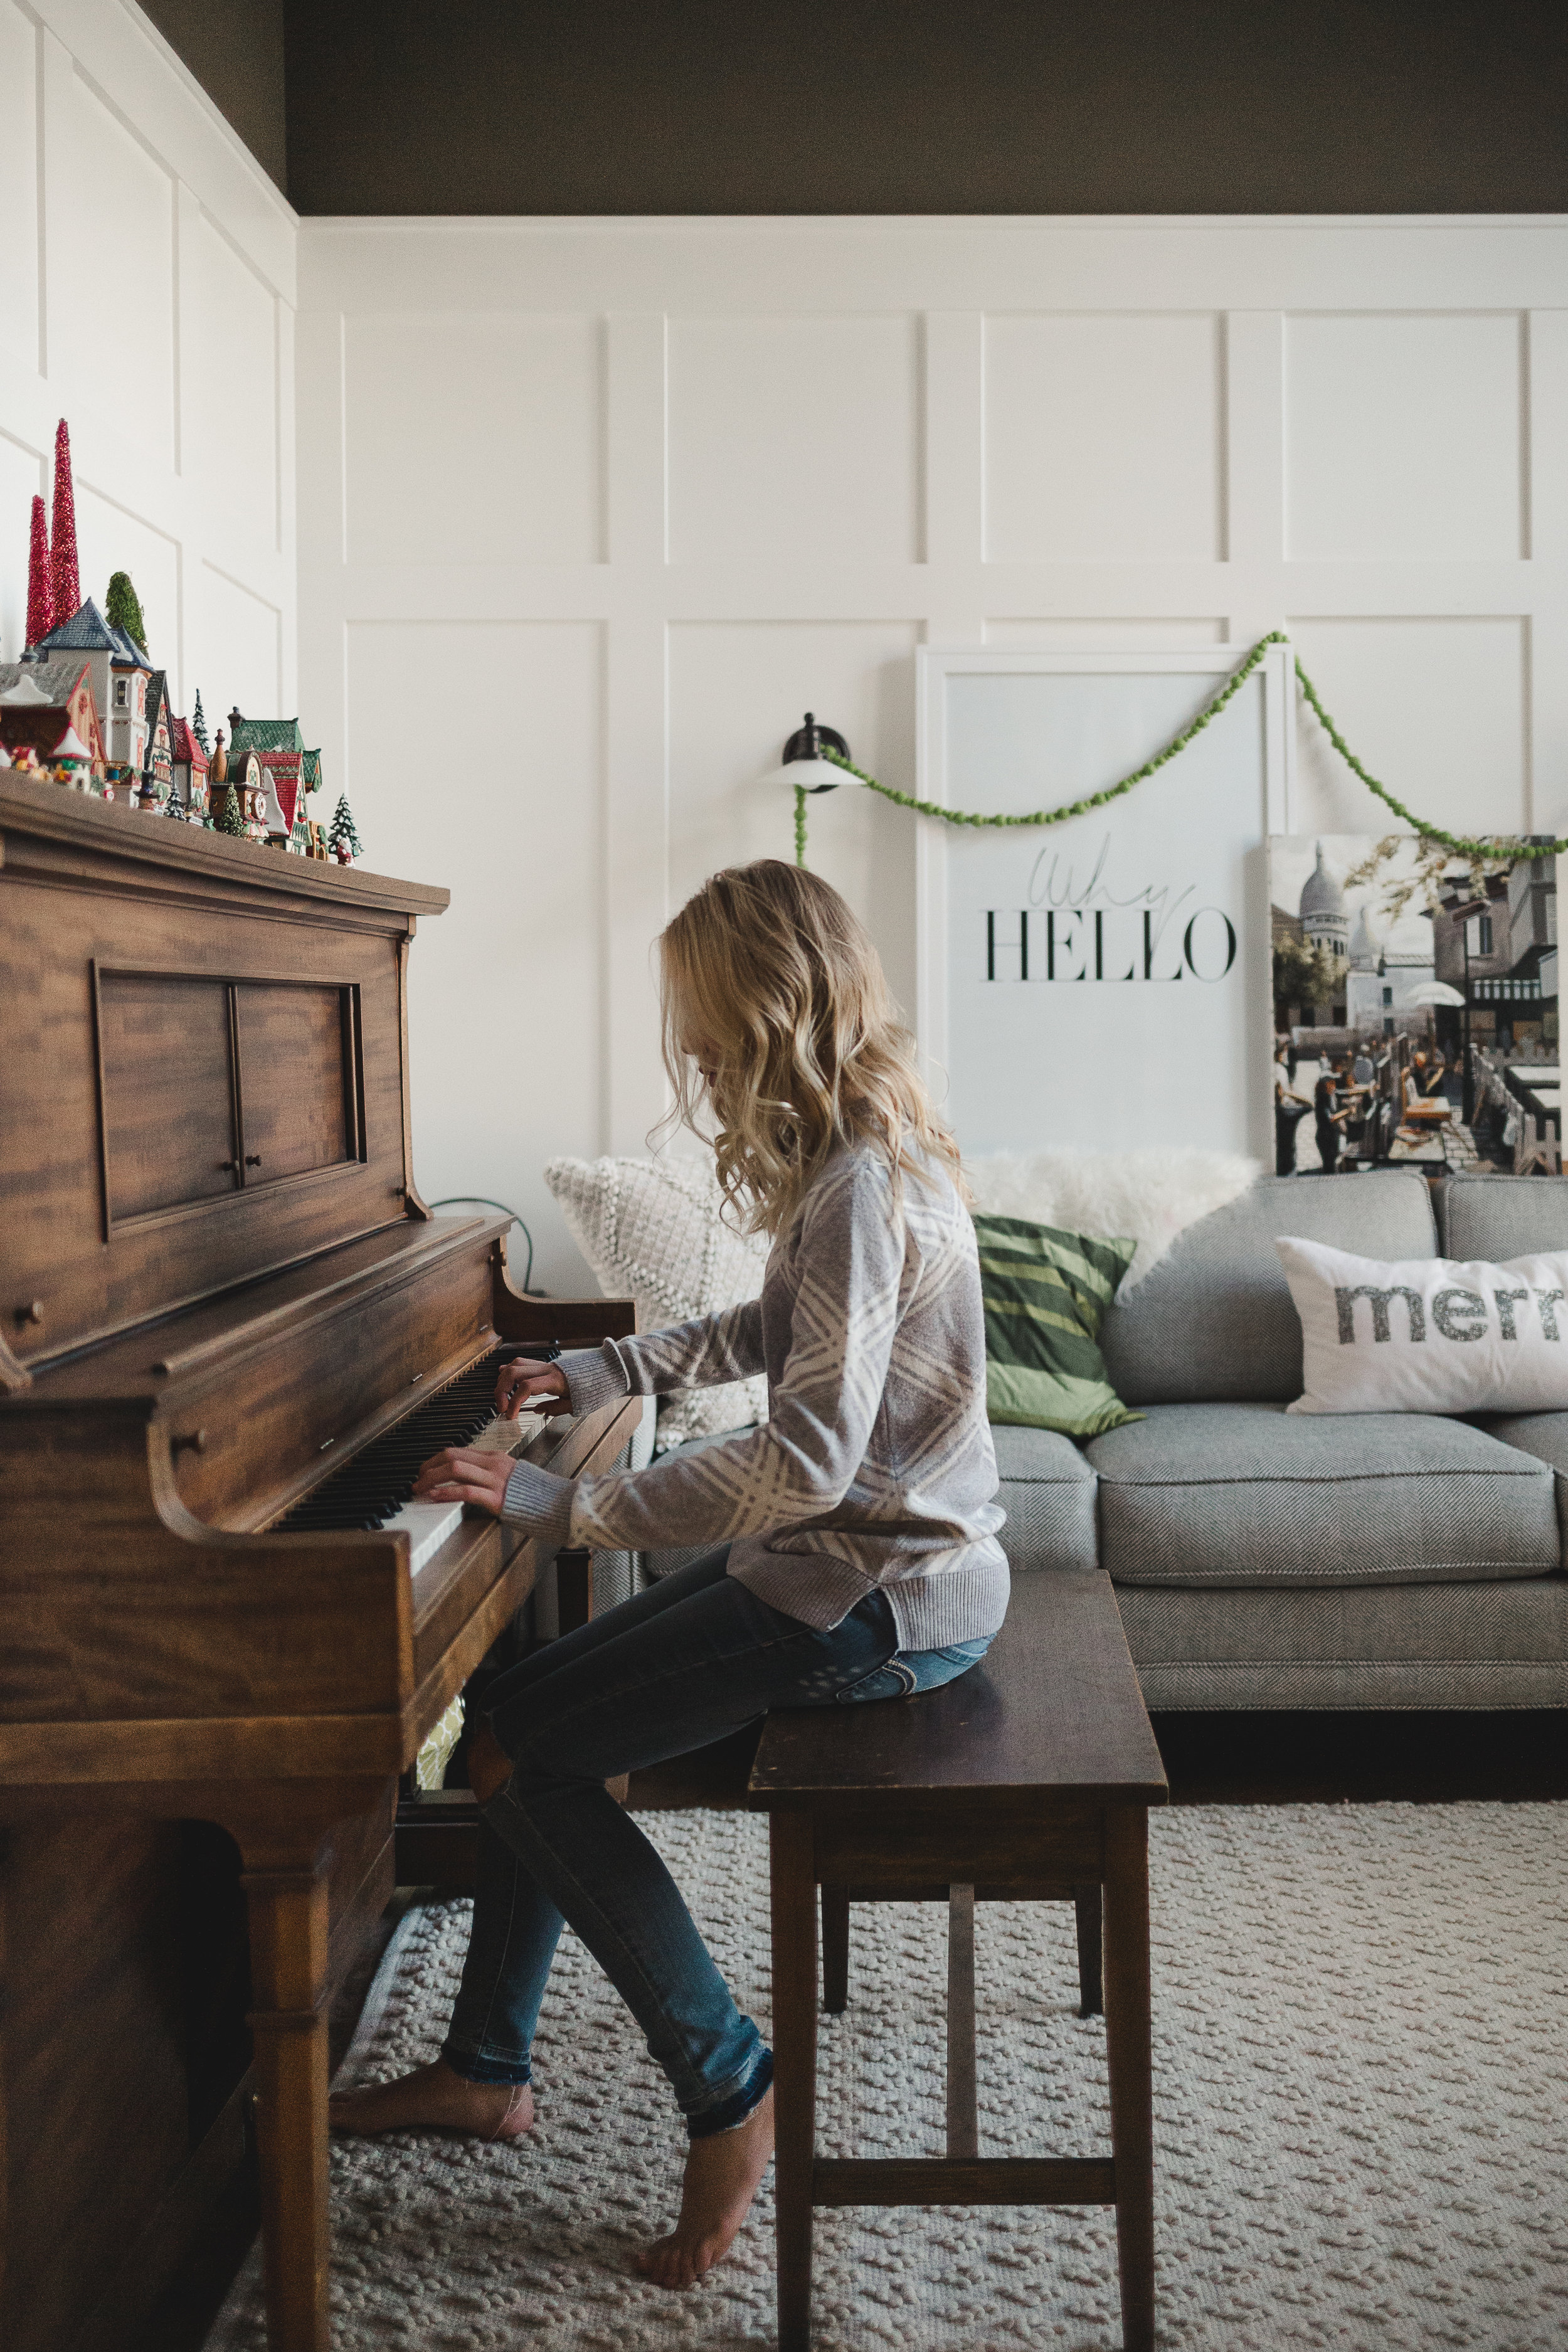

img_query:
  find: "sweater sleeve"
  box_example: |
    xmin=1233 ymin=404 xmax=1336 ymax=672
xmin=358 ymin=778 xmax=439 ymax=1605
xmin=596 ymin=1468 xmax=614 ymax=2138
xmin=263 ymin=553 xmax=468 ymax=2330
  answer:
xmin=559 ymin=1157 xmax=909 ymax=1555
xmin=555 ymin=1295 xmax=765 ymax=1416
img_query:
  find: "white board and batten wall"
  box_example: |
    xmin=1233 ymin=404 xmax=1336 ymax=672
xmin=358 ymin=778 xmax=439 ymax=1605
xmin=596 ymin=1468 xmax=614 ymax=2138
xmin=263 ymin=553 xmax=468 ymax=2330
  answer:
xmin=4 ymin=10 xmax=1566 ymax=1290
xmin=296 ymin=217 xmax=1568 ymax=1282
xmin=0 ymin=0 xmax=296 ymax=736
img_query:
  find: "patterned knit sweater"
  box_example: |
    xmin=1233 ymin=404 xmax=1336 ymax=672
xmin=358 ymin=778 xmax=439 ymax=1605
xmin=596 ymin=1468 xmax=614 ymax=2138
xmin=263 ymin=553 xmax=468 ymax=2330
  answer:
xmin=502 ymin=1145 xmax=1009 ymax=1649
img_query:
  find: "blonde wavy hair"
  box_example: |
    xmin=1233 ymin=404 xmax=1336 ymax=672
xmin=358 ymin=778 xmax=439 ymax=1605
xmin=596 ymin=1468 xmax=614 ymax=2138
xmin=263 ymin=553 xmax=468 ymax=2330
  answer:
xmin=656 ymin=859 xmax=965 ymax=1238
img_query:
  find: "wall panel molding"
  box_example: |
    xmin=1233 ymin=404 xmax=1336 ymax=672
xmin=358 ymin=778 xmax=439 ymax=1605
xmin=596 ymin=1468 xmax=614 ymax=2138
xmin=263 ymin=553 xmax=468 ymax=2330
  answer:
xmin=296 ymin=214 xmax=1568 ymax=1276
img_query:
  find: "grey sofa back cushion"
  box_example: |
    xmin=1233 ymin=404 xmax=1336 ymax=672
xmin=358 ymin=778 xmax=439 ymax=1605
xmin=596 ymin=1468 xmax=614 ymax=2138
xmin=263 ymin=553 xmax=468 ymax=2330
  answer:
xmin=1441 ymin=1173 xmax=1568 ymax=1263
xmin=1098 ymin=1173 xmax=1438 ymax=1404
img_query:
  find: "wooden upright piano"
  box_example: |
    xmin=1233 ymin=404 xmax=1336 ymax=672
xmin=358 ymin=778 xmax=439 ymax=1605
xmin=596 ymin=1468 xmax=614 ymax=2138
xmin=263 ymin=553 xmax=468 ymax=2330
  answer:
xmin=0 ymin=773 xmax=638 ymax=2352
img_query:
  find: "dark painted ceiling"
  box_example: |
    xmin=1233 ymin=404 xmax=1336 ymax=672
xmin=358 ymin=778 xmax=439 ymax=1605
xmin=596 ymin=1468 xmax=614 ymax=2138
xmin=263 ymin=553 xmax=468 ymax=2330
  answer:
xmin=144 ymin=0 xmax=1568 ymax=215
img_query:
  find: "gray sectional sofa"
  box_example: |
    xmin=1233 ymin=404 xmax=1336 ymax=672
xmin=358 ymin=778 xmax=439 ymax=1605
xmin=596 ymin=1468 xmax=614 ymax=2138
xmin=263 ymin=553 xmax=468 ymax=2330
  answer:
xmin=995 ymin=1171 xmax=1568 ymax=1710
xmin=634 ymin=1170 xmax=1568 ymax=1710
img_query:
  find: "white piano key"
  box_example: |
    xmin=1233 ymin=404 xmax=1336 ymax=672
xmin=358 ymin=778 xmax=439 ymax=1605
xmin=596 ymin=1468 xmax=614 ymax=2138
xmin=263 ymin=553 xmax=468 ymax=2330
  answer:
xmin=384 ymin=1498 xmax=465 ymax=1578
xmin=467 ymin=1409 xmax=548 ymax=1452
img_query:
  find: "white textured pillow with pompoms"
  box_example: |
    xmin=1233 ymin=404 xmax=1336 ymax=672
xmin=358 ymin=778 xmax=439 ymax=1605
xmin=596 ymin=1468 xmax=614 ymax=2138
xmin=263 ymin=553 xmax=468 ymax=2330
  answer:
xmin=544 ymin=1155 xmax=770 ymax=1452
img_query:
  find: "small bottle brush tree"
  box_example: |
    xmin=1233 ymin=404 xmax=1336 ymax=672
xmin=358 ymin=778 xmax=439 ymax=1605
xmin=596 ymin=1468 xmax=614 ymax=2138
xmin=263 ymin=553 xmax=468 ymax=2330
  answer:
xmin=50 ymin=420 xmax=80 ymax=622
xmin=105 ymin=571 xmax=148 ymax=652
xmin=191 ymin=691 xmax=209 ymax=754
xmin=25 ymin=495 xmax=52 ymax=648
xmin=328 ymin=794 xmax=363 ymax=862
xmin=215 ymin=783 xmax=245 ymax=837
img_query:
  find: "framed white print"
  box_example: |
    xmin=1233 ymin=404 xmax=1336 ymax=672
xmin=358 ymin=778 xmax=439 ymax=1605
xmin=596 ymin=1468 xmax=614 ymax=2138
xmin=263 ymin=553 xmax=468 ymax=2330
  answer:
xmin=916 ymin=645 xmax=1295 ymax=1163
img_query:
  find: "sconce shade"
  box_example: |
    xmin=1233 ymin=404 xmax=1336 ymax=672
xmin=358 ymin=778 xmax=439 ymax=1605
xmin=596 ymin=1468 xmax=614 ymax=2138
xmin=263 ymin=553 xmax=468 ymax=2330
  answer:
xmin=762 ymin=711 xmax=850 ymax=794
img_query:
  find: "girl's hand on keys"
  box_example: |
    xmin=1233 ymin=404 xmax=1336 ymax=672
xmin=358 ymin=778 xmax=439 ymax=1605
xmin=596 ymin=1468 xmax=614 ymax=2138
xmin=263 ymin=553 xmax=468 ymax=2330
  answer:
xmin=495 ymin=1357 xmax=569 ymax=1421
xmin=413 ymin=1446 xmax=513 ymax=1516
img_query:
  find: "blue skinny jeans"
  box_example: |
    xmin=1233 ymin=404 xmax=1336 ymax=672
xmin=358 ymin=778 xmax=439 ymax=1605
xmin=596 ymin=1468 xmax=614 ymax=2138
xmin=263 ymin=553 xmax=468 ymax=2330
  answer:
xmin=442 ymin=1546 xmax=994 ymax=2136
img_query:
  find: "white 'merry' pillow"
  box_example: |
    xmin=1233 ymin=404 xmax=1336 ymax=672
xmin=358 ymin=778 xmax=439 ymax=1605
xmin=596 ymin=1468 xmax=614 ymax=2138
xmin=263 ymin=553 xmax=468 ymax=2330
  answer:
xmin=1276 ymin=1235 xmax=1568 ymax=1416
xmin=544 ymin=1155 xmax=769 ymax=1451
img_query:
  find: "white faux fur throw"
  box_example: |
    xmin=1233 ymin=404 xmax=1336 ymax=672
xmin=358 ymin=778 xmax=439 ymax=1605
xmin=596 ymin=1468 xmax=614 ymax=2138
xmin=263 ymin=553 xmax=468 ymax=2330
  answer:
xmin=964 ymin=1147 xmax=1259 ymax=1292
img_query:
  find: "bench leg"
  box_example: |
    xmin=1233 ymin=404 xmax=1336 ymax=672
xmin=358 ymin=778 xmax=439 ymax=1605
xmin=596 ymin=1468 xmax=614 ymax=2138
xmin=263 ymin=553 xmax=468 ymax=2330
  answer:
xmin=820 ymin=1883 xmax=850 ymax=2013
xmin=946 ymin=1883 xmax=978 ymax=2158
xmin=771 ymin=1813 xmax=818 ymax=2352
xmin=1074 ymin=1883 xmax=1103 ymax=2018
xmin=1103 ymin=1808 xmax=1155 ymax=2352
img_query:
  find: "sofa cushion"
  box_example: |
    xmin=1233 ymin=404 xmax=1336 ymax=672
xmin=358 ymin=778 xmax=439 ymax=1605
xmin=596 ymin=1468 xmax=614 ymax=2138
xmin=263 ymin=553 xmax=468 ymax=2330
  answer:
xmin=1277 ymin=1235 xmax=1568 ymax=1418
xmin=1442 ymin=1172 xmax=1568 ymax=1263
xmin=989 ymin=1423 xmax=1099 ymax=1576
xmin=1483 ymin=1408 xmax=1568 ymax=1476
xmin=1098 ymin=1173 xmax=1437 ymax=1406
xmin=1085 ymin=1400 xmax=1559 ymax=1587
xmin=973 ymin=1214 xmax=1140 ymax=1438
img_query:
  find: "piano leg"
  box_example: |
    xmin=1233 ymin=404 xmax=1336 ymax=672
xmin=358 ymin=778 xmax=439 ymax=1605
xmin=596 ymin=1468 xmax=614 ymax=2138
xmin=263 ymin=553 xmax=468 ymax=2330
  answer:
xmin=240 ymin=1829 xmax=333 ymax=2352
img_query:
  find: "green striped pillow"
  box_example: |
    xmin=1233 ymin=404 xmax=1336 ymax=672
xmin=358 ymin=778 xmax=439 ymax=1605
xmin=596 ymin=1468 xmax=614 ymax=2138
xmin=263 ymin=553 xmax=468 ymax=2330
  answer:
xmin=972 ymin=1214 xmax=1143 ymax=1439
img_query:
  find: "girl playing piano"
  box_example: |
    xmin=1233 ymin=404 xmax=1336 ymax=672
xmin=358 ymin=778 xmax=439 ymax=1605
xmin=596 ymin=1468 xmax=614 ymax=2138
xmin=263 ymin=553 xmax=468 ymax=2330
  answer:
xmin=329 ymin=859 xmax=1007 ymax=2290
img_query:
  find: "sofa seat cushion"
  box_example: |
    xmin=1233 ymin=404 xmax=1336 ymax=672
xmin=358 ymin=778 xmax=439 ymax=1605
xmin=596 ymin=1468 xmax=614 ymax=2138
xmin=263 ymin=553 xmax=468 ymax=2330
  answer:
xmin=989 ymin=1423 xmax=1099 ymax=1576
xmin=1085 ymin=1401 xmax=1560 ymax=1588
xmin=1478 ymin=1409 xmax=1568 ymax=1554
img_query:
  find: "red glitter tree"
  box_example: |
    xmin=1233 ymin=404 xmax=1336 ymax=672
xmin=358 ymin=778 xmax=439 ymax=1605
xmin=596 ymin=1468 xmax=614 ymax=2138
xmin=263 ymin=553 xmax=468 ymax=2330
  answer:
xmin=24 ymin=494 xmax=52 ymax=649
xmin=50 ymin=419 xmax=80 ymax=623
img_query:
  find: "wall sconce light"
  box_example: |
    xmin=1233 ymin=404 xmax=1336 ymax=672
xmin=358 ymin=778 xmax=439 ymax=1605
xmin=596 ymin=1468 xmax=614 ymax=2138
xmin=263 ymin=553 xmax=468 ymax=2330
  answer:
xmin=763 ymin=711 xmax=849 ymax=793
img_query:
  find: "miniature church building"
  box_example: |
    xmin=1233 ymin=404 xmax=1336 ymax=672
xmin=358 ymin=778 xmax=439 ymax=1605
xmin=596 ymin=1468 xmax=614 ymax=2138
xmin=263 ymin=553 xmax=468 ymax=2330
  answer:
xmin=33 ymin=599 xmax=151 ymax=777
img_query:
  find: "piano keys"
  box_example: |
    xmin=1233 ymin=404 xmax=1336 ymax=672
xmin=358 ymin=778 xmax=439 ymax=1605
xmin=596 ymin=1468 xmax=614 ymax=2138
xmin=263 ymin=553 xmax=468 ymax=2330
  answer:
xmin=0 ymin=771 xmax=638 ymax=2352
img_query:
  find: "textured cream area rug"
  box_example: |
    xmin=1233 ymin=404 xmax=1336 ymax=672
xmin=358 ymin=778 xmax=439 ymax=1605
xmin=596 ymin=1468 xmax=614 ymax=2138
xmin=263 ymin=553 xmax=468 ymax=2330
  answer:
xmin=206 ymin=1804 xmax=1565 ymax=2351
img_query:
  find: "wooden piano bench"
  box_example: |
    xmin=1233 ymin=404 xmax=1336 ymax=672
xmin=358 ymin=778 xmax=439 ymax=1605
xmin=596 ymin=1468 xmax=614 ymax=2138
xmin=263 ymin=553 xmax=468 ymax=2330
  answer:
xmin=747 ymin=1572 xmax=1168 ymax=2352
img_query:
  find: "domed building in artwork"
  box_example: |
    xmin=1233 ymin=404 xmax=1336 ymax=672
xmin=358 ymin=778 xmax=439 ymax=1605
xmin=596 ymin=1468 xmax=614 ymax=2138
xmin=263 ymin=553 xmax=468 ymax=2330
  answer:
xmin=1299 ymin=841 xmax=1348 ymax=956
xmin=1347 ymin=903 xmax=1382 ymax=973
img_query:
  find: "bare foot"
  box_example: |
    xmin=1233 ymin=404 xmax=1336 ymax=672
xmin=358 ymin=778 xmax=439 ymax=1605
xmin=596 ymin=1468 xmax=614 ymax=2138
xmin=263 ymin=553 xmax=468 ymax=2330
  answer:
xmin=328 ymin=2057 xmax=533 ymax=2142
xmin=634 ymin=2085 xmax=775 ymax=2289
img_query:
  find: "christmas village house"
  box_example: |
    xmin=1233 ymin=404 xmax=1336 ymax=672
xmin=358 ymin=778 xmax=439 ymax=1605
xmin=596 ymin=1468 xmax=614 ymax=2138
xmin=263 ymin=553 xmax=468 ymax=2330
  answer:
xmin=0 ymin=657 xmax=107 ymax=781
xmin=227 ymin=707 xmax=327 ymax=856
xmin=208 ymin=732 xmax=328 ymax=857
xmin=34 ymin=598 xmax=151 ymax=784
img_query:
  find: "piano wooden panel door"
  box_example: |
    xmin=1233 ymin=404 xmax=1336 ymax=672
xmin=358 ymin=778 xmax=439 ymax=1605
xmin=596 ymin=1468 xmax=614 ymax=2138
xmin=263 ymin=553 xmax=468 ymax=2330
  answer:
xmin=97 ymin=972 xmax=241 ymax=1219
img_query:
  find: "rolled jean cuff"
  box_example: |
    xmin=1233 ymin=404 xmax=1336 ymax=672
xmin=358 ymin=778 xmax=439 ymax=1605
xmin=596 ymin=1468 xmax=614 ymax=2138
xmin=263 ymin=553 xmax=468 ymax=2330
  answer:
xmin=441 ymin=2042 xmax=532 ymax=2087
xmin=687 ymin=2047 xmax=773 ymax=2141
